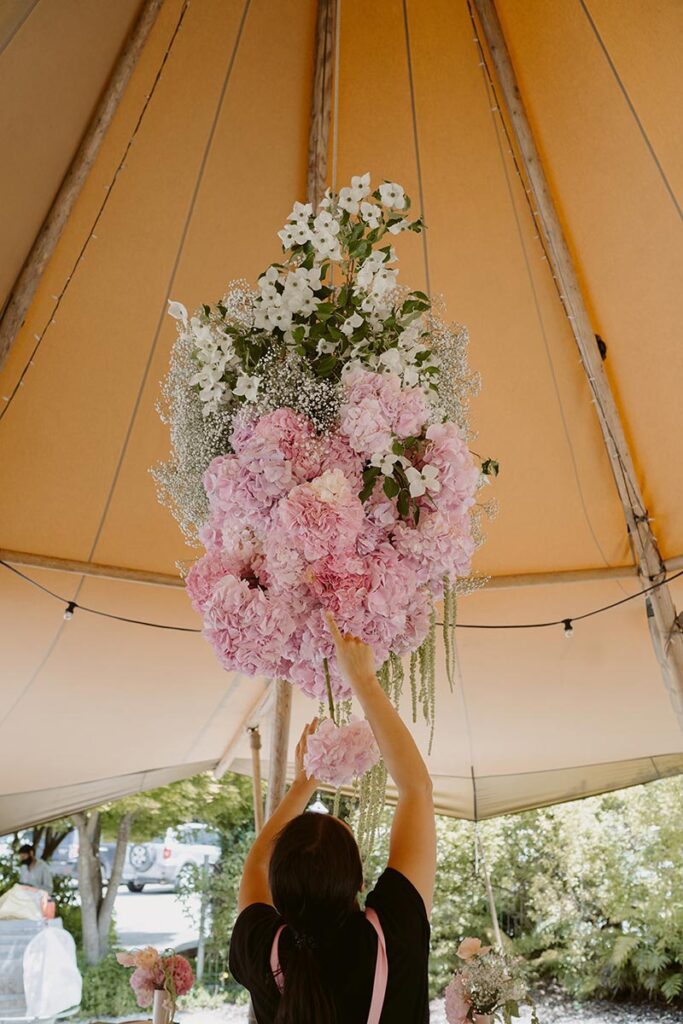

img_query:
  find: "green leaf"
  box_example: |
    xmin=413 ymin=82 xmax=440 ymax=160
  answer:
xmin=383 ymin=477 xmax=400 ymax=499
xmin=202 ymin=304 xmax=211 ymax=317
xmin=413 ymin=504 xmax=421 ymax=525
xmin=391 ymin=439 xmax=404 ymax=456
xmin=292 ymin=325 xmax=305 ymax=343
xmin=482 ymin=458 xmax=500 ymax=477
xmin=397 ymin=490 xmax=409 ymax=517
xmin=315 ymin=355 xmax=338 ymax=377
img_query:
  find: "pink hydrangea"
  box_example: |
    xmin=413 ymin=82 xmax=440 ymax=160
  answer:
xmin=392 ymin=384 xmax=429 ymax=438
xmin=129 ymin=967 xmax=155 ymax=1008
xmin=248 ymin=407 xmax=321 ymax=480
xmin=165 ymin=954 xmax=194 ymax=995
xmin=278 ymin=470 xmax=365 ymax=561
xmin=425 ymin=422 xmax=480 ymax=516
xmin=203 ymin=455 xmax=272 ymax=526
xmin=304 ymin=718 xmax=380 ymax=788
xmin=393 ymin=511 xmax=475 ymax=589
xmin=185 ymin=550 xmax=243 ymax=614
xmin=340 ymin=367 xmax=428 ymax=450
xmin=444 ymin=974 xmax=472 ymax=1024
xmin=204 ymin=576 xmax=297 ymax=676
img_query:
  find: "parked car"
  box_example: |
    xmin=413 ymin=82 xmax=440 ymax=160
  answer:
xmin=122 ymin=823 xmax=221 ymax=892
xmin=49 ymin=829 xmax=116 ymax=882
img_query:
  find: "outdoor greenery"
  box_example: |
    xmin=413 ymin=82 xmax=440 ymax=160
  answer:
xmin=1 ymin=773 xmax=680 ymax=1011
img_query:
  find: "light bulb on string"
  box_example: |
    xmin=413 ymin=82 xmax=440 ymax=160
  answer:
xmin=64 ymin=601 xmax=77 ymax=621
xmin=563 ymin=619 xmax=574 ymax=638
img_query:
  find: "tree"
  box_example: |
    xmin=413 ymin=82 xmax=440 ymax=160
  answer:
xmin=73 ymin=809 xmax=133 ymax=965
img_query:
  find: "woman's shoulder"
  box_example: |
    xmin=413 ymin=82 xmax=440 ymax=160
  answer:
xmin=228 ymin=903 xmax=281 ymax=984
xmin=365 ymin=868 xmax=430 ymax=945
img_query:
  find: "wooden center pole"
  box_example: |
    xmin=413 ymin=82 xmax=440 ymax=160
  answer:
xmin=0 ymin=0 xmax=165 ymax=373
xmin=472 ymin=0 xmax=683 ymax=726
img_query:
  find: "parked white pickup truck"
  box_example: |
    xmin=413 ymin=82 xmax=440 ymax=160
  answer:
xmin=121 ymin=822 xmax=221 ymax=892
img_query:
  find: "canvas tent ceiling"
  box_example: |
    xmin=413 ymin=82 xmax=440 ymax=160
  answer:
xmin=0 ymin=0 xmax=681 ymax=834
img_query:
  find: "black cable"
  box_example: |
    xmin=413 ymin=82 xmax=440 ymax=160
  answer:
xmin=3 ymin=557 xmax=682 ymax=635
xmin=0 ymin=560 xmax=201 ymax=633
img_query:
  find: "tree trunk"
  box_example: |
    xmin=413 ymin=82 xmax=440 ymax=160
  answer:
xmin=74 ymin=811 xmax=103 ymax=966
xmin=74 ymin=809 xmax=134 ymax=963
xmin=97 ymin=813 xmax=133 ymax=958
xmin=42 ymin=826 xmax=72 ymax=861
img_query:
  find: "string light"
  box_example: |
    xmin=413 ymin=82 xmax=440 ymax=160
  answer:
xmin=2 ymin=559 xmax=682 ymax=638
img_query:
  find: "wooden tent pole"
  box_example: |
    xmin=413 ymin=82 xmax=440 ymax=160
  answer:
xmin=257 ymin=0 xmax=337 ymax=837
xmin=248 ymin=726 xmax=264 ymax=833
xmin=0 ymin=0 xmax=164 ymax=373
xmin=265 ymin=680 xmax=293 ymax=819
xmin=472 ymin=0 xmax=683 ymax=725
xmin=307 ymin=0 xmax=337 ymax=209
xmin=3 ymin=546 xmax=683 ymax=591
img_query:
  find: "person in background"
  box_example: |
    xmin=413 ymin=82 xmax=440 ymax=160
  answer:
xmin=18 ymin=844 xmax=53 ymax=894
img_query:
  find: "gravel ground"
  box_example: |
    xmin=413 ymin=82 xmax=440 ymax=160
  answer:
xmin=173 ymin=990 xmax=683 ymax=1024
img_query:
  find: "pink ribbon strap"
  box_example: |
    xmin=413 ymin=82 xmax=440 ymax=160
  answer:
xmin=270 ymin=909 xmax=388 ymax=1023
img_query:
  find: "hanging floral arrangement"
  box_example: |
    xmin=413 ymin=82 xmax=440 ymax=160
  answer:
xmin=154 ymin=174 xmax=494 ymax=808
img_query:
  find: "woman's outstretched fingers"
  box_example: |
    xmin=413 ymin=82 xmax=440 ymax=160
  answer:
xmin=325 ymin=611 xmax=343 ymax=645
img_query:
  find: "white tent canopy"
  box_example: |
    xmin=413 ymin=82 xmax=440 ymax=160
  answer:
xmin=0 ymin=0 xmax=681 ymax=833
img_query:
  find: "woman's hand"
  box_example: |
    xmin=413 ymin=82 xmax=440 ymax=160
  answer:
xmin=325 ymin=613 xmax=377 ymax=690
xmin=294 ymin=718 xmax=319 ymax=783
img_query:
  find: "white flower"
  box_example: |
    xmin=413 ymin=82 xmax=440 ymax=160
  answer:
xmin=360 ymin=202 xmax=382 ymax=229
xmin=341 ymin=312 xmax=364 ymax=336
xmin=405 ymin=464 xmax=440 ymax=497
xmin=421 ymin=464 xmax=441 ymax=493
xmin=291 ymin=222 xmax=312 ymax=245
xmin=338 ymin=187 xmax=359 ymax=215
xmin=350 ymin=172 xmax=371 ymax=199
xmin=387 ymin=217 xmax=410 ymax=235
xmin=267 ymin=307 xmax=293 ymax=330
xmin=258 ymin=281 xmax=279 ymax=303
xmin=298 ymin=292 xmax=318 ymax=315
xmin=263 ymin=266 xmax=281 ymax=284
xmin=371 ymin=267 xmax=398 ymax=296
xmin=312 ymin=230 xmax=341 ymax=260
xmin=378 ymin=182 xmax=406 ymax=210
xmin=370 ymin=450 xmax=398 ymax=476
xmin=278 ymin=225 xmax=297 ymax=248
xmin=234 ymin=374 xmax=261 ymax=402
xmin=314 ymin=210 xmax=340 ymax=235
xmin=168 ymin=300 xmax=188 ymax=324
xmin=289 ymin=201 xmax=313 ymax=223
xmin=317 ymin=338 xmax=337 ymax=355
xmin=379 ymin=348 xmax=404 ymax=374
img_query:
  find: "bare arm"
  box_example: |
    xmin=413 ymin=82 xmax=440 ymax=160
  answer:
xmin=237 ymin=720 xmax=318 ymax=913
xmin=326 ymin=616 xmax=436 ymax=914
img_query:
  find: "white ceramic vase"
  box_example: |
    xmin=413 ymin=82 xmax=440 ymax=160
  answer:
xmin=152 ymin=988 xmax=174 ymax=1024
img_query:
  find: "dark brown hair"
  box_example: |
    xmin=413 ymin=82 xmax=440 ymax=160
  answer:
xmin=269 ymin=813 xmax=363 ymax=1024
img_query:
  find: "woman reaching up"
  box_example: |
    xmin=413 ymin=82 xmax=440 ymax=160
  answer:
xmin=229 ymin=614 xmax=436 ymax=1023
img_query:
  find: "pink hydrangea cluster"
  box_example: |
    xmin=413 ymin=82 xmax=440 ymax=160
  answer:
xmin=186 ymin=378 xmax=479 ymax=701
xmin=304 ymin=717 xmax=381 ymax=788
xmin=116 ymin=948 xmax=194 ymax=1008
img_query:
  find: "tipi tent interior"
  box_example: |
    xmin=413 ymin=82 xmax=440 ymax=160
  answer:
xmin=1 ymin=0 xmax=682 ymax=834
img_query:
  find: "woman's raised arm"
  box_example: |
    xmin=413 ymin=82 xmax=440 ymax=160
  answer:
xmin=326 ymin=615 xmax=436 ymax=914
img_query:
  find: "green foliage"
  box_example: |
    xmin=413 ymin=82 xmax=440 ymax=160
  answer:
xmin=79 ymin=954 xmax=140 ymax=1015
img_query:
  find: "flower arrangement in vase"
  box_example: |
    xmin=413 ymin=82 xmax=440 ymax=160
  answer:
xmin=116 ymin=947 xmax=194 ymax=1023
xmin=445 ymin=938 xmax=539 ymax=1024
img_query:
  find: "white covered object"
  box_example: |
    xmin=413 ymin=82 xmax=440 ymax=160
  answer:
xmin=23 ymin=927 xmax=81 ymax=1018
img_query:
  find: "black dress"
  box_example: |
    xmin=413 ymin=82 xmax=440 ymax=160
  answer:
xmin=229 ymin=867 xmax=431 ymax=1023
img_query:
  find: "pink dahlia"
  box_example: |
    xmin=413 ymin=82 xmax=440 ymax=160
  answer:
xmin=278 ymin=470 xmax=365 ymax=561
xmin=166 ymin=953 xmax=194 ymax=995
xmin=304 ymin=717 xmax=380 ymax=788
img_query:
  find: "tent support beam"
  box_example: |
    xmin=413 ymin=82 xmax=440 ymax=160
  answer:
xmin=472 ymin=0 xmax=683 ymax=725
xmin=265 ymin=680 xmax=293 ymax=819
xmin=0 ymin=0 xmax=164 ymax=373
xmin=3 ymin=547 xmax=683 ymax=591
xmin=307 ymin=0 xmax=337 ymax=208
xmin=248 ymin=726 xmax=264 ymax=833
